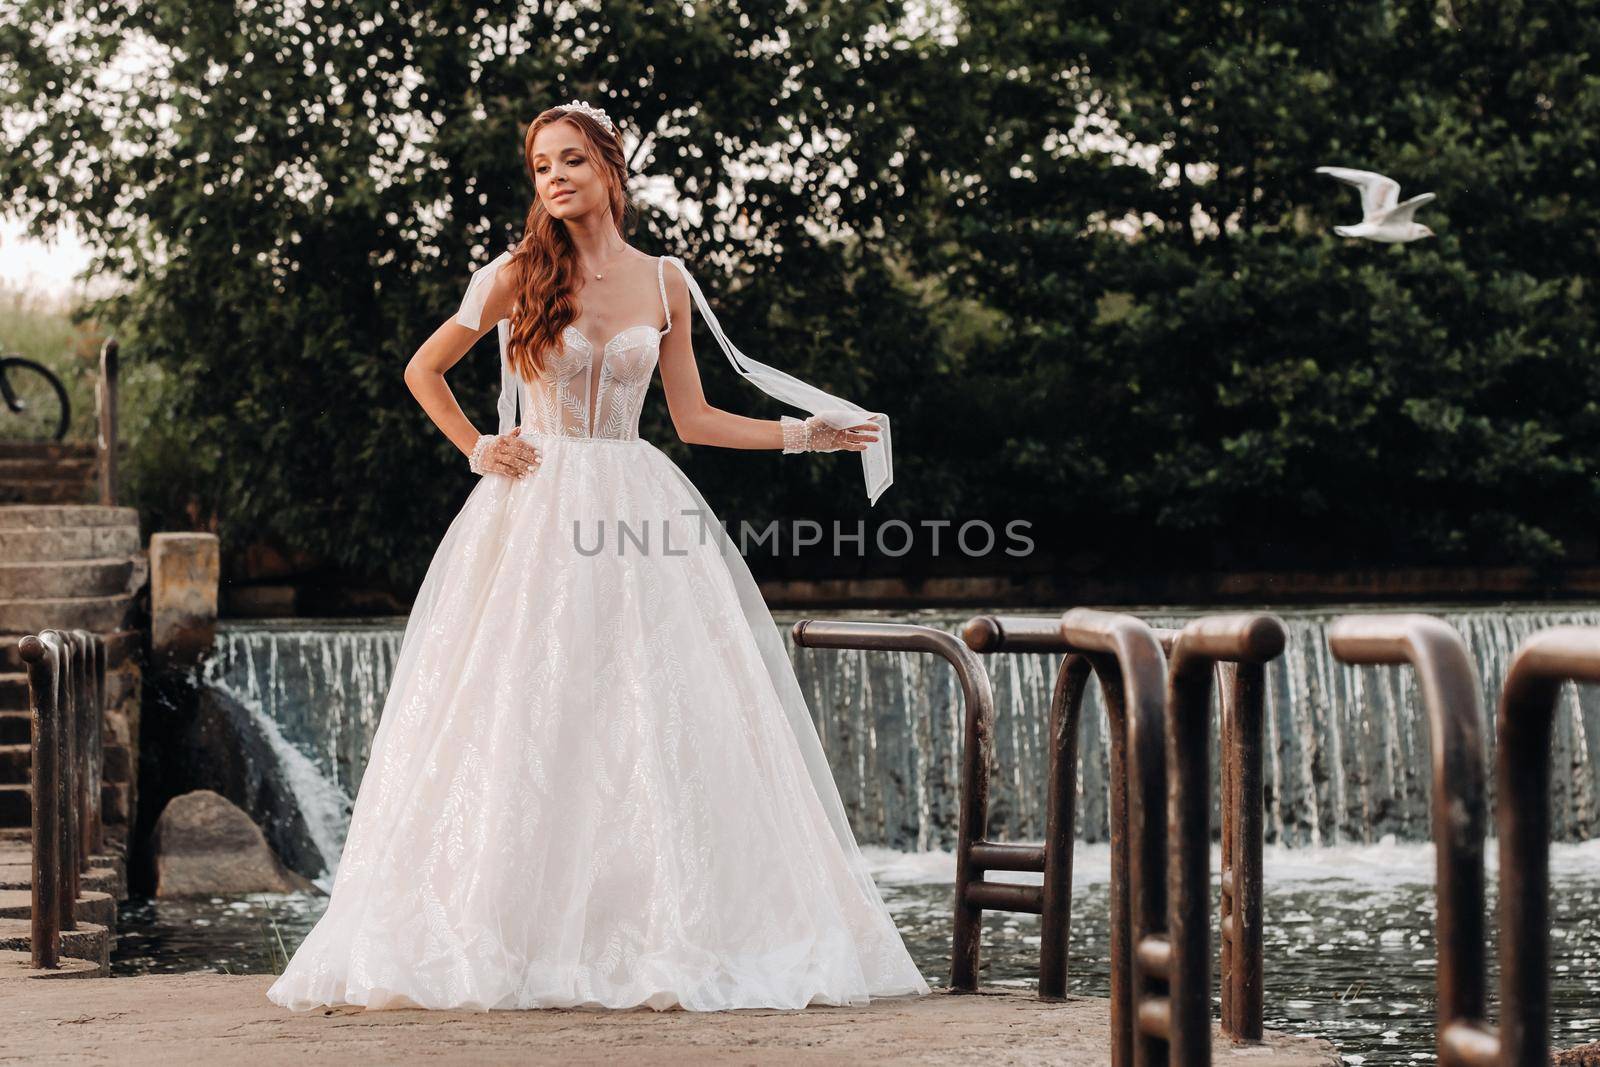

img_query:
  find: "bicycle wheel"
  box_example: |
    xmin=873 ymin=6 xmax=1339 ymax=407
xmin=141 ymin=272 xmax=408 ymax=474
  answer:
xmin=0 ymin=356 xmax=72 ymax=442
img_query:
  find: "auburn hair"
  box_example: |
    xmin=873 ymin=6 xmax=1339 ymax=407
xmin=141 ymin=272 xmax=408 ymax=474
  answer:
xmin=504 ymin=107 xmax=637 ymax=382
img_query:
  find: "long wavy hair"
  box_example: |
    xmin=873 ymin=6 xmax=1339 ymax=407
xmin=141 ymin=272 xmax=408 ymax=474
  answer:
xmin=505 ymin=107 xmax=637 ymax=382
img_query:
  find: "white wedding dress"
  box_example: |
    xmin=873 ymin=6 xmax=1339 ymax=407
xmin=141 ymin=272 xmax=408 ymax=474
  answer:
xmin=265 ymin=251 xmax=928 ymax=1012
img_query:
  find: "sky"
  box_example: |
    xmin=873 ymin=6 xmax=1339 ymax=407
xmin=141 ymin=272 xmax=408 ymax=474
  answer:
xmin=0 ymin=216 xmax=96 ymax=302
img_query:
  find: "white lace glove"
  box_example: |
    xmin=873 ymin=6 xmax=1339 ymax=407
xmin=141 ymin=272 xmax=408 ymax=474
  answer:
xmin=468 ymin=428 xmax=542 ymax=478
xmin=781 ymin=412 xmax=882 ymax=454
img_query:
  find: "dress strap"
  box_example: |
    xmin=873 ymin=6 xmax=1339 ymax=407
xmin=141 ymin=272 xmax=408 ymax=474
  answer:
xmin=656 ymin=255 xmax=672 ymax=334
xmin=660 ymin=255 xmax=891 ymax=506
xmin=454 ymin=248 xmax=520 ymax=436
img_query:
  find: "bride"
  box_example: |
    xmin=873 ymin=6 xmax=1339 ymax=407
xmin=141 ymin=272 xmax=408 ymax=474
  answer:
xmin=265 ymin=100 xmax=929 ymax=1012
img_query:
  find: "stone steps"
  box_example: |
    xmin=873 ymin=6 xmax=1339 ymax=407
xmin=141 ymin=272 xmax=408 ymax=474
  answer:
xmin=0 ymin=442 xmax=96 ymax=461
xmin=0 ymin=446 xmax=100 ymax=506
xmin=0 ymin=497 xmax=141 ymax=975
xmin=0 ymin=917 xmax=111 ymax=973
xmin=0 ymin=830 xmax=128 ymax=978
xmin=0 ymin=557 xmax=137 ymax=599
xmin=0 ymin=783 xmax=29 ymax=826
xmin=0 ymin=457 xmax=96 ymax=482
xmin=0 ymin=888 xmax=116 ymax=928
xmin=0 ymin=672 xmax=22 ymax=709
xmin=0 ymin=863 xmax=122 ymax=897
xmin=0 ymin=947 xmax=103 ymax=979
xmin=0 ymin=780 xmax=134 ymax=829
xmin=0 ymin=842 xmax=129 ymax=901
xmin=0 ymin=660 xmax=139 ymax=713
xmin=0 ymin=741 xmax=127 ymax=786
xmin=0 ymin=525 xmax=142 ymax=562
xmin=0 ymin=505 xmax=141 ymax=529
xmin=0 ymin=481 xmax=96 ymax=506
xmin=0 ymin=741 xmax=28 ymax=780
xmin=0 ymin=593 xmax=137 ymax=634
xmin=0 ymin=712 xmax=28 ymax=745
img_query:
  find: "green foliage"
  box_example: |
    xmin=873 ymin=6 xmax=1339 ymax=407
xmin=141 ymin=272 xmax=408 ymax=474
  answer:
xmin=3 ymin=0 xmax=1599 ymax=587
xmin=904 ymin=0 xmax=1600 ymax=569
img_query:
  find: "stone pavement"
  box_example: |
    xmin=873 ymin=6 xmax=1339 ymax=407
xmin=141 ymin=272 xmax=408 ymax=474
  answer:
xmin=3 ymin=973 xmax=1341 ymax=1065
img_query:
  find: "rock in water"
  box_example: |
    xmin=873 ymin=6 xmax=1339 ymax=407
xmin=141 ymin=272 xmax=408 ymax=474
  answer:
xmin=152 ymin=789 xmax=319 ymax=897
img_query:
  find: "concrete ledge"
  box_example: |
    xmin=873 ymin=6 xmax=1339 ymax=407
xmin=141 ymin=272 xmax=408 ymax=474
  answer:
xmin=150 ymin=533 xmax=220 ymax=668
xmin=0 ymin=978 xmax=1340 ymax=1066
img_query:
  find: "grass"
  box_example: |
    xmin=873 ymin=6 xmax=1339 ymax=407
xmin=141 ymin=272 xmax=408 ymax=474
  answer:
xmin=0 ymin=282 xmax=106 ymax=442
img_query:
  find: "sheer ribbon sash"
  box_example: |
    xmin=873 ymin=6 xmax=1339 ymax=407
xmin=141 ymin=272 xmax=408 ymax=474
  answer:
xmin=454 ymin=250 xmax=892 ymax=505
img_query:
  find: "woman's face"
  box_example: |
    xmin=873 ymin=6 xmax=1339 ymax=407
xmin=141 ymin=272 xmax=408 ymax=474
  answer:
xmin=531 ymin=121 xmax=604 ymax=219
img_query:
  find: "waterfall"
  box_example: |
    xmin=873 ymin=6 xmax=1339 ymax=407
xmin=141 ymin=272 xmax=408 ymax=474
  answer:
xmin=199 ymin=605 xmax=1600 ymax=862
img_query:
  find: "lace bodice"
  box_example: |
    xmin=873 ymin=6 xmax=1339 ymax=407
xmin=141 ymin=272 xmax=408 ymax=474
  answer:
xmin=519 ymin=257 xmax=673 ymax=440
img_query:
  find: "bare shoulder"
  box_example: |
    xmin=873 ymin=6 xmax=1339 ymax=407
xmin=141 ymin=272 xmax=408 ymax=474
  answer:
xmin=657 ymin=254 xmax=692 ymax=321
xmin=480 ymin=251 xmax=519 ymax=322
xmin=657 ymin=253 xmax=690 ymax=297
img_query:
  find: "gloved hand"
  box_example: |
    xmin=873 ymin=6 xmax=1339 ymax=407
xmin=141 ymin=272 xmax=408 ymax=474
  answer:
xmin=468 ymin=428 xmax=542 ymax=478
xmin=780 ymin=412 xmax=882 ymax=454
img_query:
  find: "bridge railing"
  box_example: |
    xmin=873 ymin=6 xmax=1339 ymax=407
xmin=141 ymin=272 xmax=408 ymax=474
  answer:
xmin=789 ymin=619 xmax=996 ymax=992
xmin=17 ymin=627 xmax=106 ymax=969
xmin=1149 ymin=613 xmax=1286 ymax=1063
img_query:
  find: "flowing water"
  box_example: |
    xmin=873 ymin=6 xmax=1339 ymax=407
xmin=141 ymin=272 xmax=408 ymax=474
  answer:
xmin=115 ymin=604 xmax=1600 ymax=1062
xmin=113 ymin=842 xmax=1600 ymax=1062
xmin=195 ymin=605 xmax=1600 ymax=862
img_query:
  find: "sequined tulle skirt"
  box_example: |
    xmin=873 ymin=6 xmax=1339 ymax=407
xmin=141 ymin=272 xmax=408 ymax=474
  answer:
xmin=264 ymin=435 xmax=930 ymax=1012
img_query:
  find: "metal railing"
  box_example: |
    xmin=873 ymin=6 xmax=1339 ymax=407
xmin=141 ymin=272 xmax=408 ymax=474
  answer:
xmin=1056 ymin=608 xmax=1171 ymax=1067
xmin=17 ymin=627 xmax=107 ymax=969
xmin=796 ymin=609 xmax=1591 ymax=1063
xmin=962 ymin=610 xmax=1281 ymax=1065
xmin=789 ymin=619 xmax=996 ymax=992
xmin=1148 ymin=613 xmax=1286 ymax=1063
xmin=1328 ymin=615 xmax=1489 ymax=1066
xmin=1494 ymin=625 xmax=1600 ymax=1066
xmin=953 ymin=614 xmax=1094 ymax=1004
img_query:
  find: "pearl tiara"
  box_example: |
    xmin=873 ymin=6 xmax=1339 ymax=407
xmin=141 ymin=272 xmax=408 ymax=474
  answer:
xmin=554 ymin=99 xmax=615 ymax=137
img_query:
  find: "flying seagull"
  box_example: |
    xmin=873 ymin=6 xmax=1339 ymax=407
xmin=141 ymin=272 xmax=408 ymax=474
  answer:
xmin=1315 ymin=166 xmax=1436 ymax=243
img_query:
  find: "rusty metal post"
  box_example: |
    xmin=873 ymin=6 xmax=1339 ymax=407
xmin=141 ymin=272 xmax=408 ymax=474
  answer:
xmin=86 ymin=632 xmax=105 ymax=855
xmin=71 ymin=631 xmax=95 ymax=871
xmin=1057 ymin=609 xmax=1169 ymax=1067
xmin=1218 ymin=662 xmax=1237 ymax=1031
xmin=961 ymin=615 xmax=1094 ymax=1002
xmin=1163 ymin=614 xmax=1286 ymax=1063
xmin=19 ymin=633 xmax=62 ymax=969
xmin=790 ymin=619 xmax=996 ymax=994
xmin=55 ymin=630 xmax=78 ymax=921
xmin=1328 ymin=615 xmax=1488 ymax=1066
xmin=97 ymin=338 xmax=119 ymax=506
xmin=1495 ymin=626 xmax=1600 ymax=1067
xmin=1225 ymin=659 xmax=1266 ymax=1039
xmin=1041 ymin=653 xmax=1092 ymax=999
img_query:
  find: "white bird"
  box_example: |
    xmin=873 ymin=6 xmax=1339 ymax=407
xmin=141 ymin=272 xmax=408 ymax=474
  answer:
xmin=1315 ymin=166 xmax=1436 ymax=243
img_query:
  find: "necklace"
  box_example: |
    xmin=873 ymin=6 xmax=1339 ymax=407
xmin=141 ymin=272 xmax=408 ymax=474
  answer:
xmin=586 ymin=243 xmax=627 ymax=281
